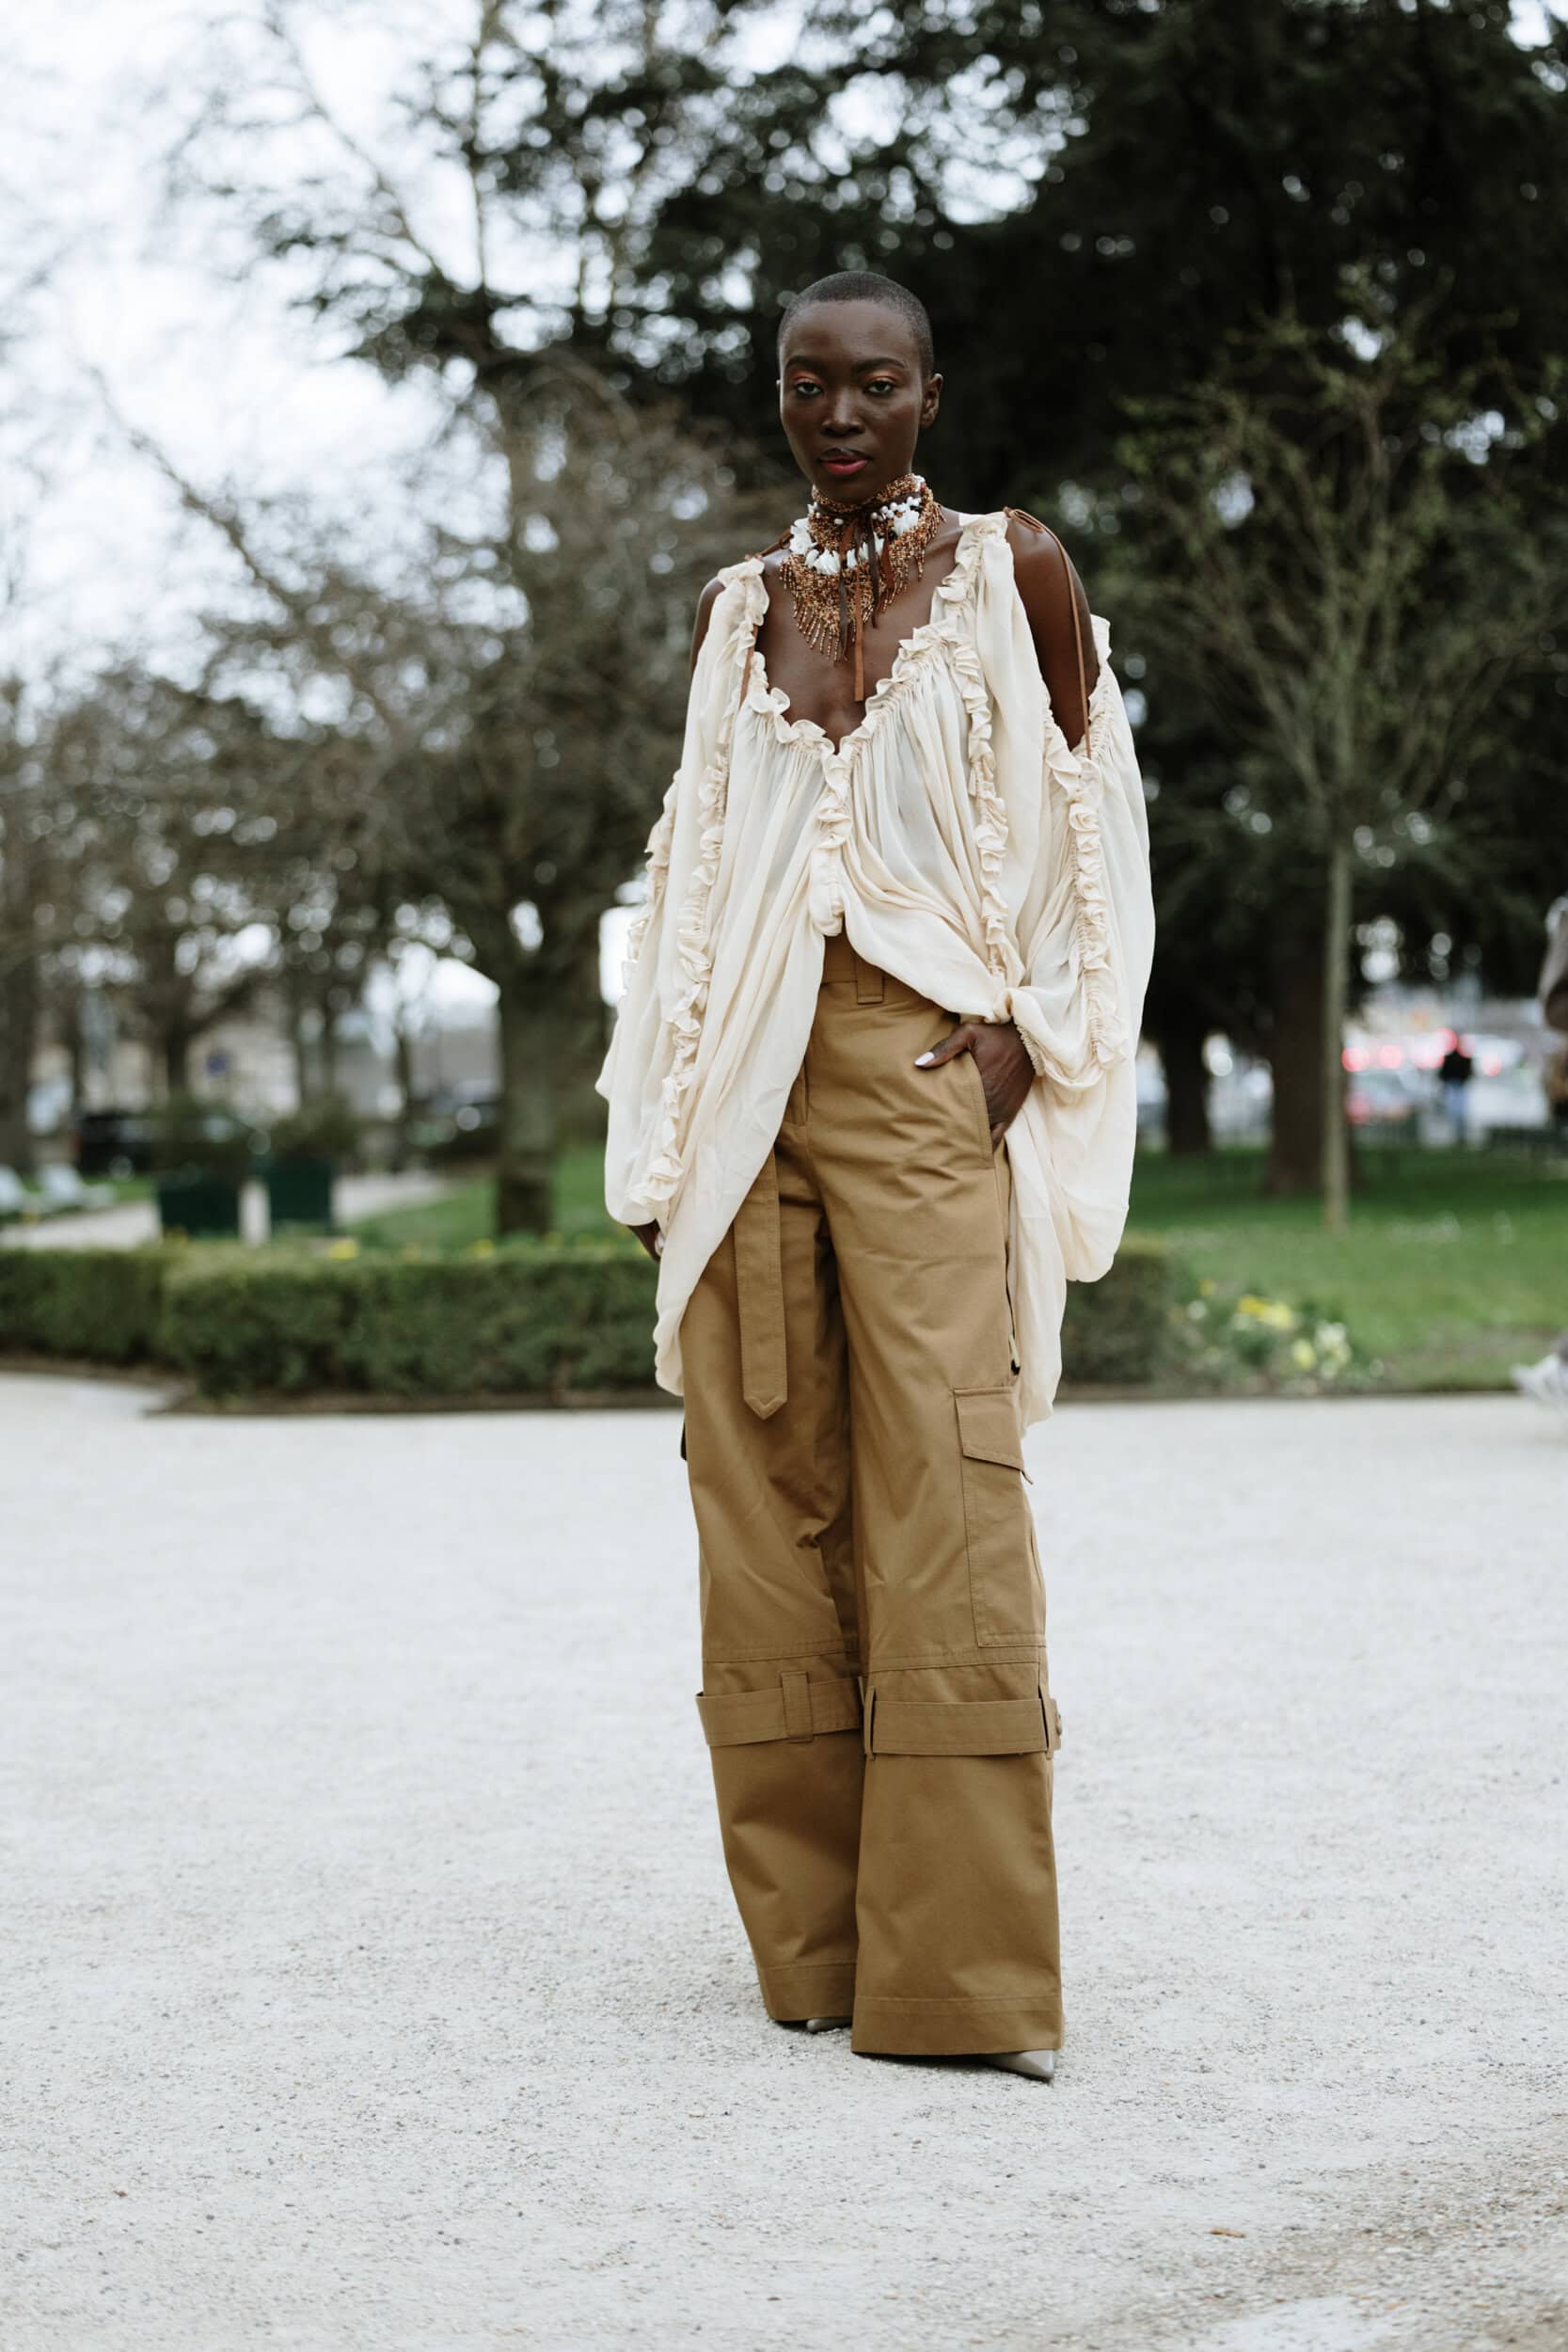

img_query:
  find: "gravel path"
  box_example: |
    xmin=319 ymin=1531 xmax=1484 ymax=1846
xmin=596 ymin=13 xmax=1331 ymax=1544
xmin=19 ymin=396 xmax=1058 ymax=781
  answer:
xmin=2 ymin=1378 xmax=1563 ymax=2351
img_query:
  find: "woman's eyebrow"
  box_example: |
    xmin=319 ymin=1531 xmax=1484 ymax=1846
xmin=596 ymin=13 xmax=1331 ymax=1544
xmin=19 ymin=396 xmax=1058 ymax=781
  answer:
xmin=782 ymin=352 xmax=910 ymax=373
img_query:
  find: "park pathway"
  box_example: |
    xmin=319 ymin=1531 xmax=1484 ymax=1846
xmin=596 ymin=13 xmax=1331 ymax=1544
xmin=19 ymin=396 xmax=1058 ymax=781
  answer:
xmin=0 ymin=1169 xmax=457 ymax=1250
xmin=2 ymin=1379 xmax=1563 ymax=2351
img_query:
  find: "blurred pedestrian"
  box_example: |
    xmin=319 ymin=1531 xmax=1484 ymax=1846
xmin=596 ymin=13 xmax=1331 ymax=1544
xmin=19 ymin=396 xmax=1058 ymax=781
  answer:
xmin=1439 ymin=1035 xmax=1475 ymax=1140
xmin=598 ymin=271 xmax=1154 ymax=2080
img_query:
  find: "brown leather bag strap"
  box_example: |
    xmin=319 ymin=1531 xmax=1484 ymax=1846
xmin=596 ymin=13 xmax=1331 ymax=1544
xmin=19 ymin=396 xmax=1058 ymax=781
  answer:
xmin=1006 ymin=506 xmax=1091 ymax=757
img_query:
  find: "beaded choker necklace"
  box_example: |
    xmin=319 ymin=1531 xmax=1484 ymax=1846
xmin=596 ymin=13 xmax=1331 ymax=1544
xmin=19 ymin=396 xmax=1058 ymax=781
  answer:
xmin=781 ymin=471 xmax=942 ymax=699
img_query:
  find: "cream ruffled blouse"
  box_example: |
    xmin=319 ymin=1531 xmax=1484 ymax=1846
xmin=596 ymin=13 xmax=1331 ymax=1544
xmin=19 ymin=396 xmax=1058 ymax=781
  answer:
xmin=597 ymin=510 xmax=1156 ymax=1430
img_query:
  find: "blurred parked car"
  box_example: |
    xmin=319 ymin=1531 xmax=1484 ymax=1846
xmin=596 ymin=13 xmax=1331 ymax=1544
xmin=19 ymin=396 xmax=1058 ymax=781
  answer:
xmin=73 ymin=1103 xmax=267 ymax=1181
xmin=72 ymin=1107 xmax=154 ymax=1177
xmin=410 ymin=1087 xmax=501 ymax=1162
xmin=1346 ymin=1068 xmax=1427 ymax=1128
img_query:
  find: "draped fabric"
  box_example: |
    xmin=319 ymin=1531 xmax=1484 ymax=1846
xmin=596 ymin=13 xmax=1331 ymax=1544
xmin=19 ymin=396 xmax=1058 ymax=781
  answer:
xmin=596 ymin=510 xmax=1156 ymax=1430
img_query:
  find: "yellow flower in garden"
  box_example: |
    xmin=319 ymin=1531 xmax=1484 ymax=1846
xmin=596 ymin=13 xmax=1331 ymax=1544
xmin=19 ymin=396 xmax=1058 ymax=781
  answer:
xmin=326 ymin=1237 xmax=359 ymax=1260
xmin=1261 ymin=1301 xmax=1297 ymax=1331
xmin=469 ymin=1237 xmax=495 ymax=1258
xmin=1291 ymin=1339 xmax=1316 ymax=1370
xmin=1236 ymin=1294 xmax=1270 ymax=1319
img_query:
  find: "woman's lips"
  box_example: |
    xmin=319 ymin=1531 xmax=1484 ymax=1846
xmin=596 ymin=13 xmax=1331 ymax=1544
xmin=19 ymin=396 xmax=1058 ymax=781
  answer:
xmin=819 ymin=453 xmax=868 ymax=473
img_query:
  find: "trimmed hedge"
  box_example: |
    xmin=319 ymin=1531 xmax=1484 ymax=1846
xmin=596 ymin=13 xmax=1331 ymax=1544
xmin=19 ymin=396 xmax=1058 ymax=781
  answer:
xmin=156 ymin=1245 xmax=660 ymax=1398
xmin=1059 ymin=1234 xmax=1179 ymax=1387
xmin=0 ymin=1232 xmax=1179 ymax=1399
xmin=0 ymin=1247 xmax=169 ymax=1364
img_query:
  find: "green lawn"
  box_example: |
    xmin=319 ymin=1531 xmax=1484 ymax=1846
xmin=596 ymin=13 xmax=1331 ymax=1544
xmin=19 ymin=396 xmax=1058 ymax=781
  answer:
xmin=348 ymin=1141 xmax=1565 ymax=1391
xmin=347 ymin=1148 xmax=612 ymax=1254
xmin=1126 ymin=1145 xmax=1565 ymax=1390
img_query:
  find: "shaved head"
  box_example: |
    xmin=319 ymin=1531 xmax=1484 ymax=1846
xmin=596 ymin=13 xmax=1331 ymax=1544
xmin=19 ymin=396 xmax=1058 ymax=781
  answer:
xmin=777 ymin=271 xmax=935 ymax=379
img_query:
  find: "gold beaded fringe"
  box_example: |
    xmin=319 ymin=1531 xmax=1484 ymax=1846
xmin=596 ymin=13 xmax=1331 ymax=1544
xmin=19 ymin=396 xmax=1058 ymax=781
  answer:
xmin=781 ymin=473 xmax=941 ymax=702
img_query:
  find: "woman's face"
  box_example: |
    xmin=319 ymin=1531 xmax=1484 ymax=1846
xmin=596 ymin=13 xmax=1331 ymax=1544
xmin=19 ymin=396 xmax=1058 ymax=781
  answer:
xmin=778 ymin=300 xmax=942 ymax=503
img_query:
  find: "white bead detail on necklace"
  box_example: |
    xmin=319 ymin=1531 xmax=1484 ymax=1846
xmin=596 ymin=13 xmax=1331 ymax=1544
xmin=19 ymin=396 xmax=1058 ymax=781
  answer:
xmin=787 ymin=478 xmax=929 ymax=577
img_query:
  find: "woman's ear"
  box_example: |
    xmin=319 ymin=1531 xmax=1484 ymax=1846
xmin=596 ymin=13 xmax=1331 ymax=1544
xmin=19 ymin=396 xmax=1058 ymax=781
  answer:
xmin=920 ymin=372 xmax=942 ymax=431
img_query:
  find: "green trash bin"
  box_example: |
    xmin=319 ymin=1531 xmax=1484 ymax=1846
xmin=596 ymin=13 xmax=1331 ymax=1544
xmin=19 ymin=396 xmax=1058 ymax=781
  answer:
xmin=155 ymin=1173 xmax=242 ymax=1239
xmin=264 ymin=1156 xmax=335 ymax=1234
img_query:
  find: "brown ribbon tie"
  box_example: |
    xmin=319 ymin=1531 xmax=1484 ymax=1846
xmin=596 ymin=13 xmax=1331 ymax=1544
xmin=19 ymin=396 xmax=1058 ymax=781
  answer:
xmin=735 ymin=1152 xmax=787 ymax=1418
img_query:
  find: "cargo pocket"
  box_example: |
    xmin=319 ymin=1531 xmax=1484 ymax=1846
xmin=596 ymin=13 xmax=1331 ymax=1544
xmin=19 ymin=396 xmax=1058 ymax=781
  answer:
xmin=954 ymin=1386 xmax=1045 ymax=1647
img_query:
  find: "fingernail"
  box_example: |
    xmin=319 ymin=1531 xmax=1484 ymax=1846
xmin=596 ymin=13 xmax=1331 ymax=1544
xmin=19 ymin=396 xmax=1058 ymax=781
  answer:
xmin=913 ymin=1051 xmax=934 ymax=1066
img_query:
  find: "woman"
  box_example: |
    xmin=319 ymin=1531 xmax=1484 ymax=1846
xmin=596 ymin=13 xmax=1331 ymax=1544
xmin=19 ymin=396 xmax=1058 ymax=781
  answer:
xmin=598 ymin=271 xmax=1154 ymax=2078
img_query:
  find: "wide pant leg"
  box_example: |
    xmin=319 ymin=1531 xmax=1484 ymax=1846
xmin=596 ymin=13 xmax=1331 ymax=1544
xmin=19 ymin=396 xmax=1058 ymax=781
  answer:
xmin=679 ymin=1066 xmax=864 ymax=2026
xmin=679 ymin=932 xmax=1063 ymax=2056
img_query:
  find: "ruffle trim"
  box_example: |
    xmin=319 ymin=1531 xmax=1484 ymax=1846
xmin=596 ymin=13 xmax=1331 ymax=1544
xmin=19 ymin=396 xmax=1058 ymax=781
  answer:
xmin=1038 ymin=620 xmax=1126 ymax=1072
xmin=724 ymin=564 xmax=851 ymax=925
xmin=633 ymin=566 xmax=759 ymax=1206
xmin=619 ymin=776 xmax=679 ymax=995
xmin=944 ymin=526 xmax=1023 ymax=988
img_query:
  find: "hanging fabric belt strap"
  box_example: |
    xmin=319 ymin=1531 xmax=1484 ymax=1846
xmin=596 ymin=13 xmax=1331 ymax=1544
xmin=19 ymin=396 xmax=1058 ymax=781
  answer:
xmin=734 ymin=1152 xmax=787 ymax=1418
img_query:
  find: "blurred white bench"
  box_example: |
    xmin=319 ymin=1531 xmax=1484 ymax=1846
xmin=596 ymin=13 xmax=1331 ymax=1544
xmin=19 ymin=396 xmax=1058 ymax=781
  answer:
xmin=37 ymin=1164 xmax=108 ymax=1212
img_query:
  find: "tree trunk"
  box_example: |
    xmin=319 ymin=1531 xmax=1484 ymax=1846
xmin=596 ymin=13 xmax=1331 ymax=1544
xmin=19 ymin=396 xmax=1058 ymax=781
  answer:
xmin=284 ymin=973 xmax=311 ymax=1106
xmin=495 ymin=958 xmax=556 ymax=1234
xmin=0 ymin=953 xmax=40 ymax=1173
xmin=66 ymin=990 xmax=88 ymax=1110
xmin=292 ymin=1020 xmax=311 ymax=1106
xmin=1159 ymin=1014 xmax=1212 ymax=1156
xmin=1263 ymin=933 xmax=1324 ymax=1197
xmin=317 ymin=992 xmax=341 ymax=1098
xmin=1320 ymin=837 xmax=1353 ymax=1233
xmin=163 ymin=1026 xmax=193 ymax=1097
xmin=389 ymin=1012 xmax=416 ymax=1172
xmin=549 ymin=921 xmax=611 ymax=1146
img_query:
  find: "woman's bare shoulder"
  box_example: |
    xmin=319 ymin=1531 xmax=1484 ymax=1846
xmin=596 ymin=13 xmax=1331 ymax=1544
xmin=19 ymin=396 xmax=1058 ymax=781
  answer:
xmin=1001 ymin=507 xmax=1100 ymax=738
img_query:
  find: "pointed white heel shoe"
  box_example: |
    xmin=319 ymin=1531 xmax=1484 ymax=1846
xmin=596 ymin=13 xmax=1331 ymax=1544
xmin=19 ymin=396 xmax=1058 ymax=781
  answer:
xmin=980 ymin=2050 xmax=1056 ymax=2081
xmin=803 ymin=2015 xmax=852 ymax=2033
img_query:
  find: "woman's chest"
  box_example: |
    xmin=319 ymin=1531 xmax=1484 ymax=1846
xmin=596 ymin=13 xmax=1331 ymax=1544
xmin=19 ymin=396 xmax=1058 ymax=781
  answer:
xmin=752 ymin=542 xmax=963 ymax=755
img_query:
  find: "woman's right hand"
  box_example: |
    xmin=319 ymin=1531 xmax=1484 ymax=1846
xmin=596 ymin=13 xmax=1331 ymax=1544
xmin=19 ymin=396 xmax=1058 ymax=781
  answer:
xmin=628 ymin=1220 xmax=663 ymax=1262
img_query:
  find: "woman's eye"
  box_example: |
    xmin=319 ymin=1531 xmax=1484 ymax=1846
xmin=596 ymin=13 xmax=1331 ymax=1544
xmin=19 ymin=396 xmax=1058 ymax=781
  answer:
xmin=789 ymin=380 xmax=821 ymax=398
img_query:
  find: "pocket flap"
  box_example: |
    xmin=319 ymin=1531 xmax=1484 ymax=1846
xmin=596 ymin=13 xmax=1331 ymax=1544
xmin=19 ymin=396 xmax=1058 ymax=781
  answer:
xmin=955 ymin=1386 xmax=1024 ymax=1470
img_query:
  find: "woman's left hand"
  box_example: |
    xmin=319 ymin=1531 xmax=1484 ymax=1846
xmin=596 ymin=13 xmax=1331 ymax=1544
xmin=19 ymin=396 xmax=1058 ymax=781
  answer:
xmin=914 ymin=1021 xmax=1037 ymax=1150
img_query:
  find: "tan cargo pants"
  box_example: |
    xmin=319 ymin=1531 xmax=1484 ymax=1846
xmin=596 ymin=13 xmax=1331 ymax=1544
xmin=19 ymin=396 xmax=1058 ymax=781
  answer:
xmin=678 ymin=928 xmax=1062 ymax=2058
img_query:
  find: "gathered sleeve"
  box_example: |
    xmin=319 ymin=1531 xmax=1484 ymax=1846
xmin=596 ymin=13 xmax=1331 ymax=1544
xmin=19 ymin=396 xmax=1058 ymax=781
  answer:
xmin=595 ymin=561 xmax=762 ymax=1228
xmin=972 ymin=535 xmax=1155 ymax=1281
